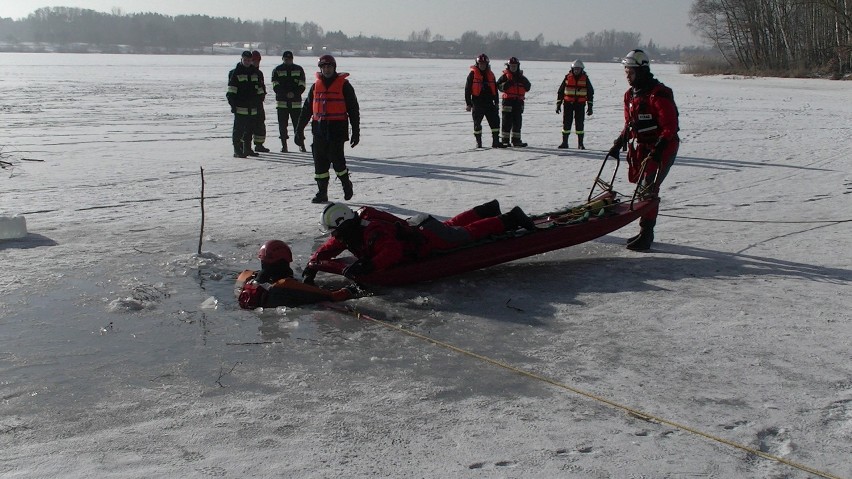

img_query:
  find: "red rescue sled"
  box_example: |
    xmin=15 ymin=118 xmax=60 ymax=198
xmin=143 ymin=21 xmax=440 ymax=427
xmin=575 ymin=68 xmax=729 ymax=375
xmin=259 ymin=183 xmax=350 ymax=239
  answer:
xmin=309 ymin=153 xmax=658 ymax=286
xmin=310 ymin=195 xmax=657 ymax=286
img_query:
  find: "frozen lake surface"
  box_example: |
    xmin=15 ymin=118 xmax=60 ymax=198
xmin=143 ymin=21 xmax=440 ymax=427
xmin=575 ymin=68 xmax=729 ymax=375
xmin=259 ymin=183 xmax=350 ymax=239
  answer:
xmin=1 ymin=53 xmax=851 ymax=478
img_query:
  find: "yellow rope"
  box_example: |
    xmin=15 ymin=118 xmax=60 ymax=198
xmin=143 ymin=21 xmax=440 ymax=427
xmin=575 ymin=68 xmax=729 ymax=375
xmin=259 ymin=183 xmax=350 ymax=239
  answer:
xmin=333 ymin=305 xmax=844 ymax=479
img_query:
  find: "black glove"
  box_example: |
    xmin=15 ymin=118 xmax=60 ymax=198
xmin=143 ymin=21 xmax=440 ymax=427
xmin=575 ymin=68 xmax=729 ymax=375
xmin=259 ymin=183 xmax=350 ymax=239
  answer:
xmin=586 ymin=103 xmax=593 ymax=116
xmin=230 ymin=105 xmax=236 ymax=114
xmin=342 ymin=259 xmax=373 ymax=279
xmin=350 ymin=131 xmax=360 ymax=148
xmin=302 ymin=266 xmax=317 ymax=285
xmin=294 ymin=130 xmax=305 ymax=147
xmin=607 ymin=143 xmax=621 ymax=159
xmin=555 ymin=102 xmax=562 ymax=114
xmin=650 ymin=137 xmax=668 ymax=163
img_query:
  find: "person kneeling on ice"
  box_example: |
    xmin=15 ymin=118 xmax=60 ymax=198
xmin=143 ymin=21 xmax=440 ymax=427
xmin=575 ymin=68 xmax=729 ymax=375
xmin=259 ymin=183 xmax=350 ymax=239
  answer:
xmin=303 ymin=201 xmax=536 ymax=282
xmin=236 ymin=239 xmax=357 ymax=309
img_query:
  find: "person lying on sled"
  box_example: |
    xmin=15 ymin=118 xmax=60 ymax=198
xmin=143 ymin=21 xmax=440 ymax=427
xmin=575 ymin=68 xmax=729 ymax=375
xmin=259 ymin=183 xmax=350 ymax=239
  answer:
xmin=303 ymin=200 xmax=536 ymax=282
xmin=236 ymin=239 xmax=356 ymax=309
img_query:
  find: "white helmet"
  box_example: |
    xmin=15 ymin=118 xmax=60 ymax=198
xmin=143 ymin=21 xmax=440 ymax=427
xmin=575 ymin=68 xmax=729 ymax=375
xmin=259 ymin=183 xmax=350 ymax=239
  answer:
xmin=321 ymin=203 xmax=356 ymax=231
xmin=571 ymin=60 xmax=584 ymax=69
xmin=622 ymin=49 xmax=650 ymax=68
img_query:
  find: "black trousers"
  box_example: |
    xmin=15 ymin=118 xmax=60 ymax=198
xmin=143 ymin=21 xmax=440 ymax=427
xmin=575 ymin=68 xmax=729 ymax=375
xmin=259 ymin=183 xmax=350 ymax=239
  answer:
xmin=312 ymin=139 xmax=348 ymax=178
xmin=232 ymin=114 xmax=254 ymax=146
xmin=501 ymin=100 xmax=524 ymax=137
xmin=562 ymin=102 xmax=586 ymax=135
xmin=277 ymin=108 xmax=301 ymax=140
xmin=472 ymin=103 xmax=500 ymax=135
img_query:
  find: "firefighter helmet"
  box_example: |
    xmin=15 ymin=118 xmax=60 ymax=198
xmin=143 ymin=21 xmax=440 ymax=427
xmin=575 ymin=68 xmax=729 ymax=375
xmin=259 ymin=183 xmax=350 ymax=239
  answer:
xmin=571 ymin=59 xmax=585 ymax=69
xmin=506 ymin=56 xmax=520 ymax=66
xmin=257 ymin=240 xmax=293 ymax=264
xmin=475 ymin=53 xmax=489 ymax=65
xmin=622 ymin=49 xmax=650 ymax=68
xmin=318 ymin=54 xmax=336 ymax=67
xmin=321 ymin=203 xmax=357 ymax=232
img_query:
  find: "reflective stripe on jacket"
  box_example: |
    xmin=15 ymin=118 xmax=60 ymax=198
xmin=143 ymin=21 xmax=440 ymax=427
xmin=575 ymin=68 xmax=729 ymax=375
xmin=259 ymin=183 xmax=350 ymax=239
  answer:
xmin=562 ymin=73 xmax=589 ymax=103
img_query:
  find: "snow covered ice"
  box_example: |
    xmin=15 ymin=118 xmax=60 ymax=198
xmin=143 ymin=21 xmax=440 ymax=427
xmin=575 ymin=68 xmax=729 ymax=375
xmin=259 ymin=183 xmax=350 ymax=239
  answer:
xmin=0 ymin=53 xmax=851 ymax=478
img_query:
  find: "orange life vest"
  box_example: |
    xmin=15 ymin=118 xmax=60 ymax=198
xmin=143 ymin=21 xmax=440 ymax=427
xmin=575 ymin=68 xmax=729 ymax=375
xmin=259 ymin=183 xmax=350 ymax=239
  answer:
xmin=312 ymin=72 xmax=350 ymax=122
xmin=470 ymin=67 xmax=497 ymax=97
xmin=500 ymin=70 xmax=526 ymax=101
xmin=562 ymin=73 xmax=589 ymax=103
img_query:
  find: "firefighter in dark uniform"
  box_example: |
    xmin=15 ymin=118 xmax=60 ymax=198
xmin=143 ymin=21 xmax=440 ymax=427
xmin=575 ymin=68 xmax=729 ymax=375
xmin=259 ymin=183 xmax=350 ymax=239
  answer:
xmin=295 ymin=54 xmax=360 ymax=204
xmin=496 ymin=56 xmax=532 ymax=147
xmin=556 ymin=60 xmax=594 ymax=149
xmin=250 ymin=51 xmax=270 ymax=153
xmin=227 ymin=51 xmax=263 ymax=158
xmin=271 ymin=50 xmax=307 ymax=152
xmin=464 ymin=53 xmax=506 ymax=149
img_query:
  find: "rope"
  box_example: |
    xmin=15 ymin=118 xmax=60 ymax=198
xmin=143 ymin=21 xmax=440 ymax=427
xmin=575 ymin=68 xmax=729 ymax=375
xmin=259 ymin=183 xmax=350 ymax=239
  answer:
xmin=659 ymin=213 xmax=852 ymax=225
xmin=325 ymin=304 xmax=844 ymax=479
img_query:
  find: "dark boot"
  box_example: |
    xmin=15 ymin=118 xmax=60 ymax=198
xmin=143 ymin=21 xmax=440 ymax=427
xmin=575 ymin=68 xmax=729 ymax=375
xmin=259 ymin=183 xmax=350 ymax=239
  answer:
xmin=311 ymin=178 xmax=329 ymax=204
xmin=500 ymin=206 xmax=536 ymax=232
xmin=501 ymin=135 xmax=511 ymax=147
xmin=473 ymin=199 xmax=501 ymax=218
xmin=340 ymin=174 xmax=354 ymax=201
xmin=254 ymin=143 xmax=270 ymax=153
xmin=492 ymin=133 xmax=507 ymax=148
xmin=475 ymin=134 xmax=483 ymax=148
xmin=281 ymin=140 xmax=288 ymax=153
xmin=577 ymin=134 xmax=585 ymax=150
xmin=233 ymin=143 xmax=247 ymax=158
xmin=244 ymin=142 xmax=259 ymax=157
xmin=626 ymin=219 xmax=655 ymax=251
xmin=511 ymin=136 xmax=528 ymax=147
xmin=558 ymin=134 xmax=569 ymax=149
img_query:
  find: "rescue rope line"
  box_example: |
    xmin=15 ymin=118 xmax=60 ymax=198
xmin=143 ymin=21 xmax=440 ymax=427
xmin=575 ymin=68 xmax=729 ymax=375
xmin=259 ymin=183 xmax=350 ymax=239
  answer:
xmin=326 ymin=304 xmax=843 ymax=479
xmin=659 ymin=213 xmax=852 ymax=224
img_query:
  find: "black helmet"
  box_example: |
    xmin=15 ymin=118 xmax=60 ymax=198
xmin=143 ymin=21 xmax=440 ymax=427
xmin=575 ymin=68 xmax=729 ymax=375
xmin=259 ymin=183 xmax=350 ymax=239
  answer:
xmin=475 ymin=53 xmax=489 ymax=65
xmin=506 ymin=56 xmax=520 ymax=67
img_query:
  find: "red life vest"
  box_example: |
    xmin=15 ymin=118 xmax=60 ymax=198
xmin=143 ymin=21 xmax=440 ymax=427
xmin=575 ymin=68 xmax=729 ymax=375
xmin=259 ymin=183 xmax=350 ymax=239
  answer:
xmin=562 ymin=73 xmax=589 ymax=103
xmin=312 ymin=72 xmax=350 ymax=122
xmin=470 ymin=67 xmax=497 ymax=97
xmin=500 ymin=70 xmax=526 ymax=101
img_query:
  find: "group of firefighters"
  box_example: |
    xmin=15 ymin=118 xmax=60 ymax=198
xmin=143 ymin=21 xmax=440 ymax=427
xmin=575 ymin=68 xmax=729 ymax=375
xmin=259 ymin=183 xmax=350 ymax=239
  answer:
xmin=231 ymin=48 xmax=680 ymax=308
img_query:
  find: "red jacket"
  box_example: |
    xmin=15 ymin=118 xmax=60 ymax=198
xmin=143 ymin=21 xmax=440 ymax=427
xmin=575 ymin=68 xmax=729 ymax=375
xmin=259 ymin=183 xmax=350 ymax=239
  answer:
xmin=622 ymin=80 xmax=679 ymax=182
xmin=310 ymin=207 xmax=417 ymax=272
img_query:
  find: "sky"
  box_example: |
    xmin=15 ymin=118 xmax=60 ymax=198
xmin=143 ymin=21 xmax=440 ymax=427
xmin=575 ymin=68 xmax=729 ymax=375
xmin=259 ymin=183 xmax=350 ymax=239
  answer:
xmin=0 ymin=0 xmax=703 ymax=48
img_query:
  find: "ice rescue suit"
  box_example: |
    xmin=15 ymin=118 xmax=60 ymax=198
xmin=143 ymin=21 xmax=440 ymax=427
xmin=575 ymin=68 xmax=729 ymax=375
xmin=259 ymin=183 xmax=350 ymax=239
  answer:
xmin=309 ymin=206 xmax=506 ymax=272
xmin=620 ymin=79 xmax=679 ymax=221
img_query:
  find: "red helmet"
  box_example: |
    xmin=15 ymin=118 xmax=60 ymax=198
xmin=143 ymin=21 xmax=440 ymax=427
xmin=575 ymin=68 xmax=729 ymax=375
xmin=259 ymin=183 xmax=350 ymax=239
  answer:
xmin=476 ymin=53 xmax=489 ymax=65
xmin=257 ymin=240 xmax=292 ymax=264
xmin=318 ymin=54 xmax=336 ymax=67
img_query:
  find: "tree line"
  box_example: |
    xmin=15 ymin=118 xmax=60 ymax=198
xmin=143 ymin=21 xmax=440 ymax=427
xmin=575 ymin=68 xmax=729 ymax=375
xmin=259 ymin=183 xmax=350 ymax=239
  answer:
xmin=0 ymin=6 xmax=703 ymax=62
xmin=689 ymin=0 xmax=852 ymax=76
